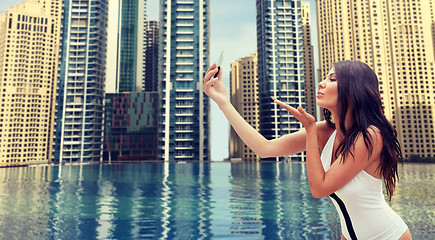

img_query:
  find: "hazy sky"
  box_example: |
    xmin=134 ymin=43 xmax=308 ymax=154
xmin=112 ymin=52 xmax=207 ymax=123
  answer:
xmin=1 ymin=0 xmax=318 ymax=161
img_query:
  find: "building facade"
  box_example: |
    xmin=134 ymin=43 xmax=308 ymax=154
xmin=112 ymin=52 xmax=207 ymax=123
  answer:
xmin=144 ymin=20 xmax=159 ymax=92
xmin=115 ymin=0 xmax=146 ymax=92
xmin=256 ymin=0 xmax=310 ymax=161
xmin=103 ymin=92 xmax=158 ymax=161
xmin=301 ymin=1 xmax=316 ymax=119
xmin=0 ymin=0 xmax=61 ymax=165
xmin=317 ymin=0 xmax=435 ymax=160
xmin=229 ymin=53 xmax=259 ymax=161
xmin=53 ymin=0 xmax=108 ymax=162
xmin=158 ymin=0 xmax=210 ymax=161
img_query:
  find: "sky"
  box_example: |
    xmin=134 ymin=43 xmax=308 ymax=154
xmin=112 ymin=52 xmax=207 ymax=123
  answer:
xmin=1 ymin=0 xmax=319 ymax=161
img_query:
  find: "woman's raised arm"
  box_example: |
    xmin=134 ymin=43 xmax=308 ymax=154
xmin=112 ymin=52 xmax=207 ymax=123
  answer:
xmin=203 ymin=64 xmax=327 ymax=158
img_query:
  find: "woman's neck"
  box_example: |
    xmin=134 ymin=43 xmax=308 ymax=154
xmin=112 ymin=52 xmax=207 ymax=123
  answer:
xmin=331 ymin=108 xmax=354 ymax=137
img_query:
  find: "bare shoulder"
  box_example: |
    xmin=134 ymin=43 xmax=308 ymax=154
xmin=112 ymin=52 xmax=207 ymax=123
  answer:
xmin=362 ymin=125 xmax=383 ymax=144
xmin=353 ymin=125 xmax=383 ymax=158
xmin=315 ymin=121 xmax=335 ymax=150
xmin=366 ymin=125 xmax=383 ymax=149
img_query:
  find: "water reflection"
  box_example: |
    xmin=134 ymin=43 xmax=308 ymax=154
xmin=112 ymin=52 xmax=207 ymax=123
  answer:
xmin=227 ymin=162 xmax=340 ymax=239
xmin=390 ymin=164 xmax=435 ymax=238
xmin=0 ymin=166 xmax=52 ymax=240
xmin=0 ymin=163 xmax=433 ymax=239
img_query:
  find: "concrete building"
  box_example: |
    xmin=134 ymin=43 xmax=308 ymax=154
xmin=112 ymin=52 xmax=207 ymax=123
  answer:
xmin=159 ymin=0 xmax=210 ymax=161
xmin=0 ymin=0 xmax=61 ymax=165
xmin=317 ymin=0 xmax=435 ymax=160
xmin=256 ymin=0 xmax=313 ymax=161
xmin=229 ymin=53 xmax=259 ymax=161
xmin=53 ymin=0 xmax=108 ymax=162
xmin=301 ymin=1 xmax=316 ymax=119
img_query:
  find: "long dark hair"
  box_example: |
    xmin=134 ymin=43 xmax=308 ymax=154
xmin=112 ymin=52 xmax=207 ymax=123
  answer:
xmin=324 ymin=60 xmax=402 ymax=201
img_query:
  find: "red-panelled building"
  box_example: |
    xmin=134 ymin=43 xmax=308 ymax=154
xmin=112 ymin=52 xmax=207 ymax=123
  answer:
xmin=103 ymin=92 xmax=158 ymax=161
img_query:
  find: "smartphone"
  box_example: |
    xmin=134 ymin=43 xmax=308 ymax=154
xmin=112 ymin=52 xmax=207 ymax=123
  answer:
xmin=214 ymin=51 xmax=224 ymax=78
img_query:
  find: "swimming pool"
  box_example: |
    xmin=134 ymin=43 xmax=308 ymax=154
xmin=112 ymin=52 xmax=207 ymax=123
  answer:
xmin=0 ymin=162 xmax=432 ymax=239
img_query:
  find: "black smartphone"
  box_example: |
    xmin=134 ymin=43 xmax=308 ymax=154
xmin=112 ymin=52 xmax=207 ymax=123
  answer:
xmin=214 ymin=51 xmax=224 ymax=78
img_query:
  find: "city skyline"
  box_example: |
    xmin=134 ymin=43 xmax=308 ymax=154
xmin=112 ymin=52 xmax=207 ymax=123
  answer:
xmin=0 ymin=0 xmax=319 ymax=161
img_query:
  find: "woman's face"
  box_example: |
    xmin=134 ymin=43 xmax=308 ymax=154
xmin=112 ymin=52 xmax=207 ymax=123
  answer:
xmin=317 ymin=67 xmax=338 ymax=110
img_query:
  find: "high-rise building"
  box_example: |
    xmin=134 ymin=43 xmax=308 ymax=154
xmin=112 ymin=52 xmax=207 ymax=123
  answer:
xmin=317 ymin=0 xmax=435 ymax=160
xmin=229 ymin=53 xmax=259 ymax=161
xmin=0 ymin=0 xmax=61 ymax=165
xmin=158 ymin=0 xmax=210 ymax=161
xmin=103 ymin=92 xmax=158 ymax=161
xmin=301 ymin=2 xmax=316 ymax=119
xmin=432 ymin=1 xmax=435 ymax=58
xmin=53 ymin=0 xmax=108 ymax=162
xmin=144 ymin=20 xmax=159 ymax=92
xmin=256 ymin=0 xmax=308 ymax=161
xmin=115 ymin=0 xmax=146 ymax=92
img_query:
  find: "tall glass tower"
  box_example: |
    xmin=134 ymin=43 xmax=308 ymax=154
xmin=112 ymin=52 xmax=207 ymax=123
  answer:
xmin=144 ymin=20 xmax=159 ymax=92
xmin=115 ymin=0 xmax=146 ymax=92
xmin=159 ymin=0 xmax=210 ymax=161
xmin=256 ymin=0 xmax=306 ymax=161
xmin=54 ymin=0 xmax=108 ymax=162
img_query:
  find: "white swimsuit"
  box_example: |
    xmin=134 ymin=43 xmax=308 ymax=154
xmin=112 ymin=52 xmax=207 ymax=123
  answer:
xmin=321 ymin=130 xmax=408 ymax=240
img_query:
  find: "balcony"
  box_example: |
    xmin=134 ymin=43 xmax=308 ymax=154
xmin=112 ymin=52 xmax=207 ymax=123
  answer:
xmin=176 ymin=8 xmax=194 ymax=12
xmin=175 ymin=155 xmax=194 ymax=159
xmin=174 ymin=146 xmax=194 ymax=150
xmin=175 ymin=138 xmax=194 ymax=142
xmin=176 ymin=16 xmax=194 ymax=20
xmin=175 ymin=129 xmax=194 ymax=133
xmin=175 ymin=23 xmax=194 ymax=27
xmin=175 ymin=38 xmax=194 ymax=43
xmin=175 ymin=112 xmax=193 ymax=117
xmin=176 ymin=46 xmax=194 ymax=50
xmin=175 ymin=54 xmax=194 ymax=58
xmin=175 ymin=96 xmax=194 ymax=101
xmin=176 ymin=62 xmax=194 ymax=66
xmin=177 ymin=1 xmax=194 ymax=4
xmin=175 ymin=121 xmax=194 ymax=125
xmin=176 ymin=31 xmax=194 ymax=35
xmin=176 ymin=78 xmax=194 ymax=81
xmin=175 ymin=104 xmax=194 ymax=108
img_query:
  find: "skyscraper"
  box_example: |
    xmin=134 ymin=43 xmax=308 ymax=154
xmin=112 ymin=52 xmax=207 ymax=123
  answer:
xmin=144 ymin=20 xmax=159 ymax=92
xmin=317 ymin=0 xmax=435 ymax=160
xmin=53 ymin=0 xmax=108 ymax=162
xmin=229 ymin=53 xmax=259 ymax=161
xmin=159 ymin=0 xmax=210 ymax=161
xmin=0 ymin=0 xmax=61 ymax=165
xmin=301 ymin=1 xmax=316 ymax=119
xmin=115 ymin=0 xmax=146 ymax=92
xmin=256 ymin=0 xmax=309 ymax=161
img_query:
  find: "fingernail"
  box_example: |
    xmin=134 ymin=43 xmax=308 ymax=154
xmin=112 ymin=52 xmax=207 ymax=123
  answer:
xmin=271 ymin=97 xmax=276 ymax=101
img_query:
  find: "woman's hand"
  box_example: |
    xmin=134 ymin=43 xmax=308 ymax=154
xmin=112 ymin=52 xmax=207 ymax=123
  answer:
xmin=273 ymin=98 xmax=316 ymax=129
xmin=203 ymin=63 xmax=229 ymax=107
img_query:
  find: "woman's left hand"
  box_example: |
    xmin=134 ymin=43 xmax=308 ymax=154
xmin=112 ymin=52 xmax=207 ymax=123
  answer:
xmin=273 ymin=98 xmax=316 ymax=129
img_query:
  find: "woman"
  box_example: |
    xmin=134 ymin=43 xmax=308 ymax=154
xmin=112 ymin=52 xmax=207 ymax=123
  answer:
xmin=203 ymin=60 xmax=412 ymax=240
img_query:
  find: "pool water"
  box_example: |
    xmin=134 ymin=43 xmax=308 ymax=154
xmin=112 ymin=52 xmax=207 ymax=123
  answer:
xmin=0 ymin=162 xmax=433 ymax=239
